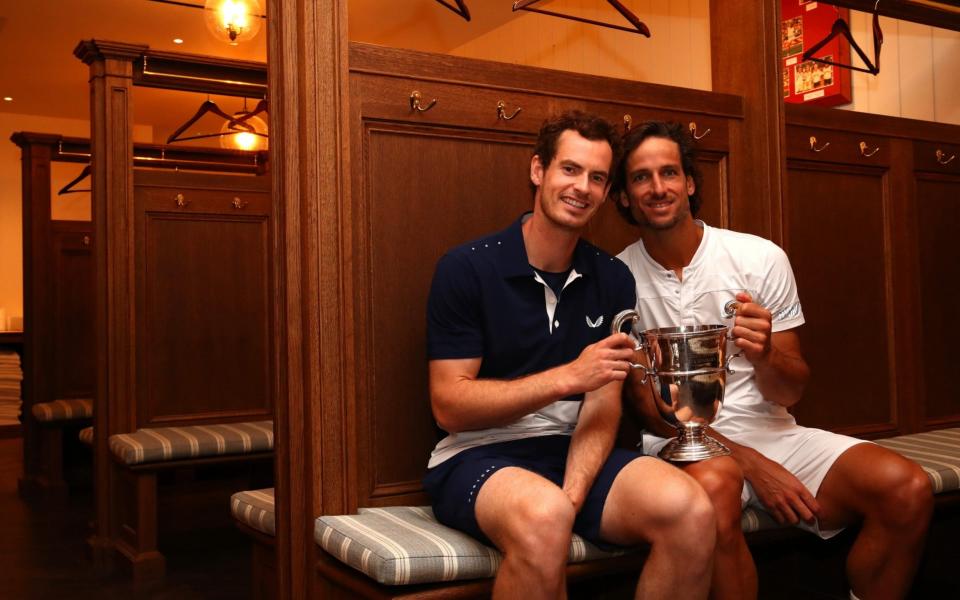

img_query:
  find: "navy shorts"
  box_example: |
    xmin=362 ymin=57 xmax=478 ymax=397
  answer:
xmin=423 ymin=435 xmax=643 ymax=549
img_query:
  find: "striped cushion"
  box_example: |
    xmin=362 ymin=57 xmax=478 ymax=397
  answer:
xmin=108 ymin=420 xmax=273 ymax=465
xmin=31 ymin=398 xmax=93 ymax=422
xmin=78 ymin=426 xmax=93 ymax=445
xmin=315 ymin=505 xmax=625 ymax=586
xmin=231 ymin=488 xmax=276 ymax=536
xmin=289 ymin=428 xmax=960 ymax=587
xmin=876 ymin=428 xmax=960 ymax=493
xmin=740 ymin=506 xmax=779 ymax=533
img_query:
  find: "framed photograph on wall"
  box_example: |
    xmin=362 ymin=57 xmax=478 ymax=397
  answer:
xmin=781 ymin=1 xmax=852 ymax=107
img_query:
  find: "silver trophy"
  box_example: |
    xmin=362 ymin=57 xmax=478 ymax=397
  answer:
xmin=612 ymin=303 xmax=741 ymax=462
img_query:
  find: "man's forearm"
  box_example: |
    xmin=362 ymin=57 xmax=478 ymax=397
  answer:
xmin=752 ymin=344 xmax=809 ymax=408
xmin=431 ymin=363 xmax=577 ymax=433
xmin=562 ymin=386 xmax=621 ymax=510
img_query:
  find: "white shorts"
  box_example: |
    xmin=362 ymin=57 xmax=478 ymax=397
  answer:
xmin=642 ymin=426 xmax=870 ymax=539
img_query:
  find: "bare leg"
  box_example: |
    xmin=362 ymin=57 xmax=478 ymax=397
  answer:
xmin=684 ymin=457 xmax=757 ymax=600
xmin=600 ymin=456 xmax=716 ymax=600
xmin=816 ymin=444 xmax=933 ymax=600
xmin=475 ymin=467 xmax=576 ymax=600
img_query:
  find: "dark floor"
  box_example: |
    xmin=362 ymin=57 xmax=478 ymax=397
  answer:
xmin=0 ymin=437 xmax=254 ymax=600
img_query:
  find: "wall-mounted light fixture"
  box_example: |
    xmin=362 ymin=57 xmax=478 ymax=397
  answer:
xmin=204 ymin=0 xmax=263 ymax=45
xmin=147 ymin=0 xmax=265 ymax=46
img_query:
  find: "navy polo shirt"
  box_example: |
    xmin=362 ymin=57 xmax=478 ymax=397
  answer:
xmin=427 ymin=213 xmax=637 ymax=403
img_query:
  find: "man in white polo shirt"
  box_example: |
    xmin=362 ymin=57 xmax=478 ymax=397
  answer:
xmin=614 ymin=120 xmax=933 ymax=600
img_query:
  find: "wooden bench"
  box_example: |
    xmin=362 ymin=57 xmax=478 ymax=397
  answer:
xmin=233 ymin=427 xmax=960 ymax=599
xmin=103 ymin=420 xmax=274 ymax=584
xmin=23 ymin=398 xmax=93 ymax=495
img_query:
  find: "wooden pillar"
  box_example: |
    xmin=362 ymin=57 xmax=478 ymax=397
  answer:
xmin=710 ymin=1 xmax=785 ymax=241
xmin=10 ymin=133 xmax=56 ymax=496
xmin=73 ymin=39 xmax=146 ymax=568
xmin=268 ymin=1 xmax=352 ymax=598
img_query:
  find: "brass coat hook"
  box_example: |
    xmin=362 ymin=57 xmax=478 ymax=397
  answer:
xmin=859 ymin=141 xmax=880 ymax=157
xmin=497 ymin=100 xmax=522 ymax=121
xmin=410 ymin=91 xmax=438 ymax=113
xmin=689 ymin=122 xmax=711 ymax=140
xmin=623 ymin=114 xmax=632 ymax=133
xmin=936 ymin=149 xmax=956 ymax=165
xmin=809 ymin=136 xmax=830 ymax=152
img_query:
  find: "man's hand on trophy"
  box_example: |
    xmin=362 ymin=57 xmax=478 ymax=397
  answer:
xmin=564 ymin=333 xmax=636 ymax=394
xmin=730 ymin=291 xmax=773 ymax=364
xmin=743 ymin=449 xmax=820 ymax=525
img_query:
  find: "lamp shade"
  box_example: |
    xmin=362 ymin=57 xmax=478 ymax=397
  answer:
xmin=220 ymin=113 xmax=268 ymax=151
xmin=204 ymin=0 xmax=262 ymax=45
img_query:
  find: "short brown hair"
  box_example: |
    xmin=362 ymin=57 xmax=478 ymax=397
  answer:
xmin=530 ymin=111 xmax=620 ymax=193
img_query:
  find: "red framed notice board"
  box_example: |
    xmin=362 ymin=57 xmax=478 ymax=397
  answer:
xmin=781 ymin=1 xmax=853 ymax=107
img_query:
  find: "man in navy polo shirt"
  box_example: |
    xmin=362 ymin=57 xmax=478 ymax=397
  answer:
xmin=424 ymin=111 xmax=716 ymax=599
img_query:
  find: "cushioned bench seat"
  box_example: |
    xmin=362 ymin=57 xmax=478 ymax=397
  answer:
xmin=108 ymin=420 xmax=274 ymax=465
xmin=31 ymin=398 xmax=93 ymax=422
xmin=108 ymin=420 xmax=274 ymax=584
xmin=18 ymin=399 xmax=95 ymax=496
xmin=875 ymin=428 xmax=960 ymax=493
xmin=233 ymin=427 xmax=960 ymax=590
xmin=232 ymin=487 xmax=277 ymax=537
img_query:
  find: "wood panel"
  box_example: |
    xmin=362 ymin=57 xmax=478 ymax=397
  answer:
xmin=357 ymin=124 xmax=534 ymax=505
xmin=784 ymin=162 xmax=897 ymax=435
xmin=915 ymin=174 xmax=960 ymax=428
xmin=348 ymin=45 xmax=742 ymax=509
xmin=135 ymin=171 xmax=272 ymax=427
xmin=49 ymin=222 xmax=94 ymax=401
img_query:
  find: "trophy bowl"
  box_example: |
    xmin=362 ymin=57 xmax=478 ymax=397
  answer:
xmin=613 ymin=309 xmax=734 ymax=462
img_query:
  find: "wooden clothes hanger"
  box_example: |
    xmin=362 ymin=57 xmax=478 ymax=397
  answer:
xmin=58 ymin=164 xmax=91 ymax=195
xmin=166 ymin=98 xmax=256 ymax=144
xmin=802 ymin=2 xmax=883 ymax=75
xmin=513 ymin=0 xmax=650 ymax=37
xmin=435 ymin=0 xmax=470 ymax=21
xmin=229 ymin=98 xmax=268 ymax=131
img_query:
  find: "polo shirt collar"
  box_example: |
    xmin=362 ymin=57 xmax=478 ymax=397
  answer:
xmin=499 ymin=212 xmax=594 ymax=279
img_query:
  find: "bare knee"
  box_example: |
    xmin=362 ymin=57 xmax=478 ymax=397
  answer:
xmin=648 ymin=475 xmax=717 ymax=558
xmin=502 ymin=494 xmax=575 ymax=568
xmin=877 ymin=463 xmax=933 ymax=529
xmin=687 ymin=458 xmax=744 ymax=542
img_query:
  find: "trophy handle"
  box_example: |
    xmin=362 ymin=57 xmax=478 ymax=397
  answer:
xmin=723 ymin=299 xmax=740 ymax=318
xmin=722 ymin=299 xmax=743 ymax=373
xmin=611 ymin=309 xmax=653 ymax=381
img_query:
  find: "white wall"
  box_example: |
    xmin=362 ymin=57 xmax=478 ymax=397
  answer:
xmin=841 ymin=12 xmax=960 ymax=124
xmin=449 ymin=0 xmax=712 ymax=91
xmin=447 ymin=2 xmax=958 ymax=126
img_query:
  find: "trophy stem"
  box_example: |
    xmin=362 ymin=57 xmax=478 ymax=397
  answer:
xmin=658 ymin=423 xmax=731 ymax=462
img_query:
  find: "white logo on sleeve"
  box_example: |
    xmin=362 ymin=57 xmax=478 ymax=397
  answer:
xmin=585 ymin=315 xmax=604 ymax=328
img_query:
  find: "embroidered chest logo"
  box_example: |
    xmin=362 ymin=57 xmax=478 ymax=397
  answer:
xmin=585 ymin=315 xmax=604 ymax=328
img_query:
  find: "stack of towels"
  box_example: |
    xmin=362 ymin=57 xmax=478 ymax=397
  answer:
xmin=0 ymin=351 xmax=22 ymax=425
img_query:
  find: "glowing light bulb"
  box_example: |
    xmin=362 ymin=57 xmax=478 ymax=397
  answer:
xmin=204 ymin=0 xmax=262 ymax=45
xmin=219 ymin=113 xmax=268 ymax=151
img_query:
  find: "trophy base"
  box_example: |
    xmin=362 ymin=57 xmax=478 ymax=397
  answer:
xmin=658 ymin=426 xmax=731 ymax=462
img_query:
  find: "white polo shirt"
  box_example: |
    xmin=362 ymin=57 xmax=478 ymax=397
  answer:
xmin=617 ymin=222 xmax=806 ymax=435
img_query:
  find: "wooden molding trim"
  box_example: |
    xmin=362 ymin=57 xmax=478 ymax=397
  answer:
xmin=350 ymin=42 xmax=744 ymax=120
xmin=269 ymin=0 xmax=352 ymax=597
xmin=786 ymin=104 xmax=960 ymax=144
xmin=73 ymin=39 xmax=148 ymax=65
xmin=710 ymin=1 xmax=786 ymax=242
